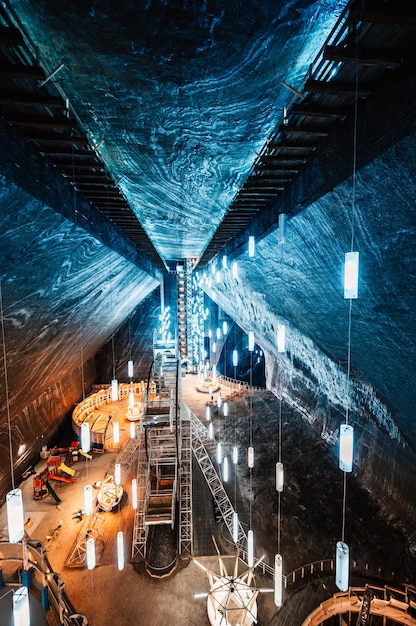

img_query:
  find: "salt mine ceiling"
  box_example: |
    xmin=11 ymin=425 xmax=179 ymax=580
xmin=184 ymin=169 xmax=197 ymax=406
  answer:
xmin=3 ymin=0 xmax=415 ymax=268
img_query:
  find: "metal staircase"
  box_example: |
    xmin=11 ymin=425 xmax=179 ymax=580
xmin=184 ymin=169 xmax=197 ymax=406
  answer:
xmin=179 ymin=402 xmax=192 ymax=555
xmin=188 ymin=406 xmax=246 ymax=547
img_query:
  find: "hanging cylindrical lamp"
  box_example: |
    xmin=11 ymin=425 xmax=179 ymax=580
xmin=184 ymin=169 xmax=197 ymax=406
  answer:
xmin=84 ymin=484 xmax=93 ymax=515
xmin=81 ymin=422 xmax=90 ymax=453
xmin=114 ymin=463 xmax=121 ymax=486
xmin=206 ymin=405 xmax=211 ymax=422
xmin=277 ymin=324 xmax=286 ymax=353
xmin=247 ymin=530 xmax=254 ymax=568
xmin=217 ymin=394 xmax=222 ymax=409
xmin=248 ymin=446 xmax=254 ymax=468
xmin=274 ymin=554 xmax=283 ymax=607
xmin=127 ymin=360 xmax=134 ymax=379
xmin=223 ymin=402 xmax=228 ymax=417
xmin=344 ymin=251 xmax=359 ymax=299
xmin=217 ymin=442 xmax=222 ymax=464
xmin=232 ymin=512 xmax=239 ymax=542
xmin=232 ymin=349 xmax=238 ymax=367
xmin=131 ymin=478 xmax=137 ymax=510
xmin=223 ymin=456 xmax=229 ymax=482
xmin=13 ymin=586 xmax=30 ymax=626
xmin=111 ymin=378 xmax=119 ymax=401
xmin=117 ymin=531 xmax=124 ymax=571
xmin=222 ymin=255 xmax=227 ymax=269
xmin=130 ymin=422 xmax=136 ymax=439
xmin=335 ymin=541 xmax=349 ymax=591
xmin=216 ymin=327 xmax=221 ymax=340
xmin=248 ymin=235 xmax=255 ymax=258
xmin=232 ymin=445 xmax=238 ymax=465
xmin=113 ymin=421 xmax=120 ymax=444
xmin=248 ymin=331 xmax=255 ymax=352
xmin=215 ymin=270 xmax=221 ymax=284
xmin=6 ymin=488 xmax=24 ymax=543
xmin=278 ymin=213 xmax=287 ymax=244
xmin=222 ymin=320 xmax=228 ymax=336
xmin=339 ymin=424 xmax=354 ymax=472
xmin=208 ymin=423 xmax=214 ymax=439
xmin=276 ymin=462 xmax=284 ymax=492
xmin=232 ymin=261 xmax=238 ymax=278
xmin=86 ymin=537 xmax=96 ymax=570
xmin=128 ymin=390 xmax=135 ymax=409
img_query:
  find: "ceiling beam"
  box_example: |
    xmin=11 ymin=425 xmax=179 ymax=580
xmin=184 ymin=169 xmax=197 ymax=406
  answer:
xmin=304 ymin=79 xmax=372 ymax=97
xmin=324 ymin=45 xmax=402 ymax=69
xmin=7 ymin=115 xmax=76 ymax=129
xmin=290 ymin=103 xmax=349 ymax=119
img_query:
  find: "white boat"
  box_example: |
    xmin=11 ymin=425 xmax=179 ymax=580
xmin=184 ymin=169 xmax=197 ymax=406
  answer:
xmin=96 ymin=475 xmax=123 ymax=512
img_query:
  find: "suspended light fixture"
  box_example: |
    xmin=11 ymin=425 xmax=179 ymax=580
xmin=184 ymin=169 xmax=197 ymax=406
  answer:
xmin=278 ymin=213 xmax=287 ymax=244
xmin=277 ymin=324 xmax=286 ymax=353
xmin=344 ymin=251 xmax=359 ymax=299
xmin=335 ymin=541 xmax=349 ymax=591
xmin=81 ymin=422 xmax=90 ymax=453
xmin=216 ymin=270 xmax=221 ymax=284
xmin=217 ymin=393 xmax=222 ymax=409
xmin=111 ymin=378 xmax=119 ymax=401
xmin=208 ymin=328 xmax=212 ymax=339
xmin=217 ymin=442 xmax=223 ymax=464
xmin=84 ymin=484 xmax=93 ymax=515
xmin=206 ymin=405 xmax=211 ymax=421
xmin=222 ymin=255 xmax=227 ymax=269
xmin=13 ymin=586 xmax=30 ymax=626
xmin=248 ymin=446 xmax=254 ymax=468
xmin=113 ymin=421 xmax=120 ymax=444
xmin=232 ymin=261 xmax=238 ymax=278
xmin=128 ymin=390 xmax=135 ymax=409
xmin=216 ymin=327 xmax=221 ymax=340
xmin=232 ymin=512 xmax=239 ymax=542
xmin=276 ymin=462 xmax=284 ymax=492
xmin=247 ymin=530 xmax=254 ymax=568
xmin=131 ymin=478 xmax=137 ymax=510
xmin=117 ymin=531 xmax=124 ymax=571
xmin=248 ymin=235 xmax=255 ymax=257
xmin=114 ymin=463 xmax=121 ymax=486
xmin=339 ymin=424 xmax=354 ymax=473
xmin=222 ymin=320 xmax=228 ymax=336
xmin=232 ymin=445 xmax=238 ymax=465
xmin=86 ymin=537 xmax=96 ymax=570
xmin=127 ymin=360 xmax=134 ymax=378
xmin=223 ymin=402 xmax=228 ymax=417
xmin=223 ymin=456 xmax=229 ymax=482
xmin=274 ymin=554 xmax=283 ymax=607
xmin=208 ymin=423 xmax=214 ymax=439
xmin=232 ymin=349 xmax=238 ymax=367
xmin=130 ymin=421 xmax=136 ymax=439
xmin=248 ymin=331 xmax=255 ymax=352
xmin=6 ymin=489 xmax=24 ymax=543
xmin=212 ymin=341 xmax=217 ymax=354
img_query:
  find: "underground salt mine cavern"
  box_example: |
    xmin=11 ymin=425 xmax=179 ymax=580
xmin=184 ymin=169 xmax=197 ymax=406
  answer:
xmin=1 ymin=0 xmax=416 ymax=624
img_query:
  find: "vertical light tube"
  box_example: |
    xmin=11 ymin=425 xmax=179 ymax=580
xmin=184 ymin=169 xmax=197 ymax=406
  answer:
xmin=276 ymin=462 xmax=284 ymax=492
xmin=232 ymin=261 xmax=238 ymax=278
xmin=223 ymin=456 xmax=229 ymax=482
xmin=117 ymin=531 xmax=124 ymax=571
xmin=232 ymin=512 xmax=239 ymax=542
xmin=6 ymin=489 xmax=24 ymax=543
xmin=131 ymin=478 xmax=137 ymax=510
xmin=222 ymin=255 xmax=227 ymax=269
xmin=13 ymin=586 xmax=30 ymax=626
xmin=274 ymin=554 xmax=283 ymax=607
xmin=339 ymin=424 xmax=354 ymax=472
xmin=223 ymin=402 xmax=228 ymax=417
xmin=86 ymin=537 xmax=96 ymax=570
xmin=216 ymin=327 xmax=221 ymax=340
xmin=217 ymin=394 xmax=222 ymax=409
xmin=335 ymin=541 xmax=349 ymax=591
xmin=128 ymin=390 xmax=135 ymax=409
xmin=208 ymin=423 xmax=214 ymax=439
xmin=232 ymin=445 xmax=239 ymax=465
xmin=206 ymin=405 xmax=211 ymax=422
xmin=222 ymin=320 xmax=228 ymax=336
xmin=127 ymin=360 xmax=134 ymax=378
xmin=114 ymin=463 xmax=121 ymax=486
xmin=113 ymin=421 xmax=120 ymax=444
xmin=278 ymin=213 xmax=287 ymax=244
xmin=216 ymin=270 xmax=221 ymax=284
xmin=217 ymin=442 xmax=222 ymax=464
xmin=81 ymin=422 xmax=90 ymax=453
xmin=248 ymin=331 xmax=255 ymax=352
xmin=232 ymin=350 xmax=238 ymax=367
xmin=84 ymin=484 xmax=93 ymax=515
xmin=248 ymin=235 xmax=255 ymax=257
xmin=247 ymin=530 xmax=254 ymax=568
xmin=277 ymin=324 xmax=286 ymax=353
xmin=111 ymin=379 xmax=119 ymax=401
xmin=248 ymin=446 xmax=254 ymax=468
xmin=344 ymin=251 xmax=359 ymax=299
xmin=130 ymin=422 xmax=136 ymax=439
